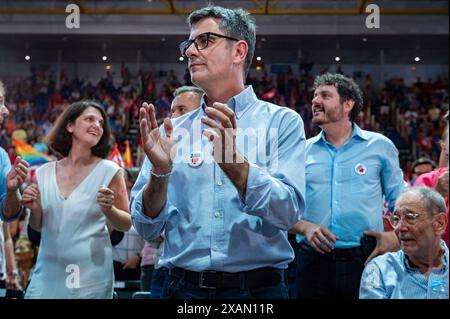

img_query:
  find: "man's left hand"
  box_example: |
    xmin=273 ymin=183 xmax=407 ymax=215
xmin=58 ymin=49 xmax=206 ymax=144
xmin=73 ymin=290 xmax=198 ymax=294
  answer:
xmin=201 ymin=102 xmax=239 ymax=164
xmin=363 ymin=230 xmax=400 ymax=265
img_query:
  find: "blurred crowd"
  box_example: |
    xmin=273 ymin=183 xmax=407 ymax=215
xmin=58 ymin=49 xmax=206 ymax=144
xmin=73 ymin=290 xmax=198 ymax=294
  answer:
xmin=0 ymin=66 xmax=448 ymax=298
xmin=1 ymin=65 xmax=448 ymax=181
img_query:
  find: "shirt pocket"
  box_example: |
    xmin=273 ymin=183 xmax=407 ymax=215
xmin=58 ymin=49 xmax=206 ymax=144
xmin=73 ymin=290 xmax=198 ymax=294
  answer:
xmin=347 ymin=163 xmax=370 ymax=194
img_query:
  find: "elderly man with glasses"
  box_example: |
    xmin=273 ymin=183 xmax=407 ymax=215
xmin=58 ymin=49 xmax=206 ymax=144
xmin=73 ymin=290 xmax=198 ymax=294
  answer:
xmin=359 ymin=187 xmax=449 ymax=299
xmin=131 ymin=6 xmax=306 ymax=299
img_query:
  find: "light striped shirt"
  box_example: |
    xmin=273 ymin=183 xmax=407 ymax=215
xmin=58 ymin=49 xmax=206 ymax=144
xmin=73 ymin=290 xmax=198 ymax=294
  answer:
xmin=359 ymin=240 xmax=449 ymax=299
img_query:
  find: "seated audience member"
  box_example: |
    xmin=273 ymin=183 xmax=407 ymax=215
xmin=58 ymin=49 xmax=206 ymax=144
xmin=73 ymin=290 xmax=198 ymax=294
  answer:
xmin=14 ymin=237 xmax=37 ymax=290
xmin=359 ymin=187 xmax=448 ymax=299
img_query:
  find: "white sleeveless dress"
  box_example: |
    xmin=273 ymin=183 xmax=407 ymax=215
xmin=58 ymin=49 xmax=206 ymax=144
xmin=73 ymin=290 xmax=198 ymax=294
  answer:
xmin=25 ymin=159 xmax=120 ymax=299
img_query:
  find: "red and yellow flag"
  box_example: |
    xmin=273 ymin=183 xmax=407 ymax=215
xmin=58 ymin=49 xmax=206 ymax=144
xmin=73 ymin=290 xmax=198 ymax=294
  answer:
xmin=124 ymin=140 xmax=134 ymax=168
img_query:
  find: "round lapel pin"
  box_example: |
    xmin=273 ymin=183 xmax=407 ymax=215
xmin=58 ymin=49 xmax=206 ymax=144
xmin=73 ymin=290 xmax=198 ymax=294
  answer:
xmin=189 ymin=152 xmax=203 ymax=167
xmin=354 ymin=163 xmax=366 ymax=175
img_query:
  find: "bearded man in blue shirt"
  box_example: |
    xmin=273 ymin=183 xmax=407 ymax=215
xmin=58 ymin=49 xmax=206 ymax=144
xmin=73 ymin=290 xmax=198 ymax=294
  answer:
xmin=290 ymin=73 xmax=405 ymax=299
xmin=131 ymin=6 xmax=306 ymax=299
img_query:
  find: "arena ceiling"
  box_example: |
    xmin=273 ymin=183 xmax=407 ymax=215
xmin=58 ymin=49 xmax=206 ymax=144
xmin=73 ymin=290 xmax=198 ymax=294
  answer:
xmin=0 ymin=33 xmax=447 ymax=65
xmin=0 ymin=0 xmax=448 ymax=15
xmin=0 ymin=1 xmax=448 ymax=65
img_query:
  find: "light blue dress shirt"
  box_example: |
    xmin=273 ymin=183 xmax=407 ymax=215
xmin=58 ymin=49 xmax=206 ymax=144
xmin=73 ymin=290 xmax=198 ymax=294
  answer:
xmin=0 ymin=147 xmax=11 ymax=221
xmin=359 ymin=240 xmax=449 ymax=299
xmin=300 ymin=124 xmax=405 ymax=248
xmin=131 ymin=86 xmax=306 ymax=272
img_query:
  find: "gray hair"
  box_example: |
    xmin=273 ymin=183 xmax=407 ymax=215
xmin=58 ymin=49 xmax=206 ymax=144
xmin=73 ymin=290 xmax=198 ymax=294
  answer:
xmin=173 ymin=86 xmax=204 ymax=99
xmin=401 ymin=187 xmax=447 ymax=217
xmin=313 ymin=73 xmax=364 ymax=122
xmin=188 ymin=6 xmax=256 ymax=78
xmin=0 ymin=80 xmax=5 ymax=96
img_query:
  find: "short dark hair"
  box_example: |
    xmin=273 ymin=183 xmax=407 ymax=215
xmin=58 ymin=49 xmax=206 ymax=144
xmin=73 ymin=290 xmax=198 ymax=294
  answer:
xmin=173 ymin=86 xmax=204 ymax=99
xmin=412 ymin=157 xmax=437 ymax=172
xmin=313 ymin=73 xmax=364 ymax=122
xmin=188 ymin=6 xmax=256 ymax=78
xmin=46 ymin=100 xmax=112 ymax=158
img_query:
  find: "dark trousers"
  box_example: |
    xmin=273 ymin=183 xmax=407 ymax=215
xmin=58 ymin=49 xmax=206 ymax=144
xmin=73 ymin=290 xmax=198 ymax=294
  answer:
xmin=296 ymin=241 xmax=365 ymax=299
xmin=287 ymin=234 xmax=300 ymax=299
xmin=150 ymin=267 xmax=169 ymax=299
xmin=162 ymin=267 xmax=289 ymax=299
xmin=113 ymin=260 xmax=141 ymax=281
xmin=140 ymin=265 xmax=155 ymax=292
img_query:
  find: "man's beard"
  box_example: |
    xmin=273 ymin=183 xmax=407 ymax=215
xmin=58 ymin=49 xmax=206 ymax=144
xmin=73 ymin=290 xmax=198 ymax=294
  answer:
xmin=312 ymin=106 xmax=343 ymax=126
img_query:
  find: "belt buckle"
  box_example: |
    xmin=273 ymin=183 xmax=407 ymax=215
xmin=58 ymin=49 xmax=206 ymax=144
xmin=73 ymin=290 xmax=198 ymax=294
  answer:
xmin=198 ymin=271 xmax=217 ymax=289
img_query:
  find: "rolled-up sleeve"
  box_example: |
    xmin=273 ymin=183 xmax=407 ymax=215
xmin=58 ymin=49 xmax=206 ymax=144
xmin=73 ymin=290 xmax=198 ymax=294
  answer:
xmin=0 ymin=148 xmax=11 ymax=221
xmin=239 ymin=112 xmax=305 ymax=230
xmin=381 ymin=139 xmax=406 ymax=212
xmin=0 ymin=193 xmax=6 ymax=221
xmin=130 ymin=157 xmax=172 ymax=241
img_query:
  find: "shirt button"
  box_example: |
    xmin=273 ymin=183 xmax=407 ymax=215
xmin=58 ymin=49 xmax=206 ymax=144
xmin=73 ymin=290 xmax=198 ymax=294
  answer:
xmin=213 ymin=246 xmax=219 ymax=251
xmin=214 ymin=212 xmax=221 ymax=218
xmin=217 ymin=180 xmax=223 ymax=186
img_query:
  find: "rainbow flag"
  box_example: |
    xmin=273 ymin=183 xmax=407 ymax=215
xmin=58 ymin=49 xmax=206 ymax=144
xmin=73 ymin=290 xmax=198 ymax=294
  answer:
xmin=123 ymin=140 xmax=134 ymax=168
xmin=14 ymin=139 xmax=52 ymax=166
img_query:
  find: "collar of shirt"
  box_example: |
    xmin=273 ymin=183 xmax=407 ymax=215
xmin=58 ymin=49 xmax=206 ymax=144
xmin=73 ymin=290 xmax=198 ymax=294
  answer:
xmin=200 ymin=85 xmax=257 ymax=120
xmin=310 ymin=122 xmax=369 ymax=147
xmin=402 ymin=240 xmax=449 ymax=274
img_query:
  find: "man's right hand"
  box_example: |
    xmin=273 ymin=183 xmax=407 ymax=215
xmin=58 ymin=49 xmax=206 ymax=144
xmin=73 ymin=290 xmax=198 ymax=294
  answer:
xmin=6 ymin=157 xmax=29 ymax=192
xmin=304 ymin=221 xmax=339 ymax=254
xmin=139 ymin=102 xmax=175 ymax=173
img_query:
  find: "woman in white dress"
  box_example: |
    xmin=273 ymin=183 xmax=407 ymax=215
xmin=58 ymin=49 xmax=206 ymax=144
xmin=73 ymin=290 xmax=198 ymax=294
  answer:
xmin=21 ymin=101 xmax=131 ymax=298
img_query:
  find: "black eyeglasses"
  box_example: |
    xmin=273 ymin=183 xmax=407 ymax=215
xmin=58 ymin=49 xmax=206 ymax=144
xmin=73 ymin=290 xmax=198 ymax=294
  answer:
xmin=179 ymin=32 xmax=240 ymax=57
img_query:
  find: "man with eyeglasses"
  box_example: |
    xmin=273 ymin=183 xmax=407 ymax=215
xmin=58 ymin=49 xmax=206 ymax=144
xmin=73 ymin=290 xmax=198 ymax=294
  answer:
xmin=131 ymin=6 xmax=305 ymax=299
xmin=359 ymin=187 xmax=449 ymax=299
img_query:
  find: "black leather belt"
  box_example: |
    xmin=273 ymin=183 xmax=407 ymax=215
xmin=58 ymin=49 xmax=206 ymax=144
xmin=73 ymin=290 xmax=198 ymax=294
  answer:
xmin=331 ymin=247 xmax=363 ymax=260
xmin=169 ymin=267 xmax=285 ymax=289
xmin=300 ymin=241 xmax=363 ymax=261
